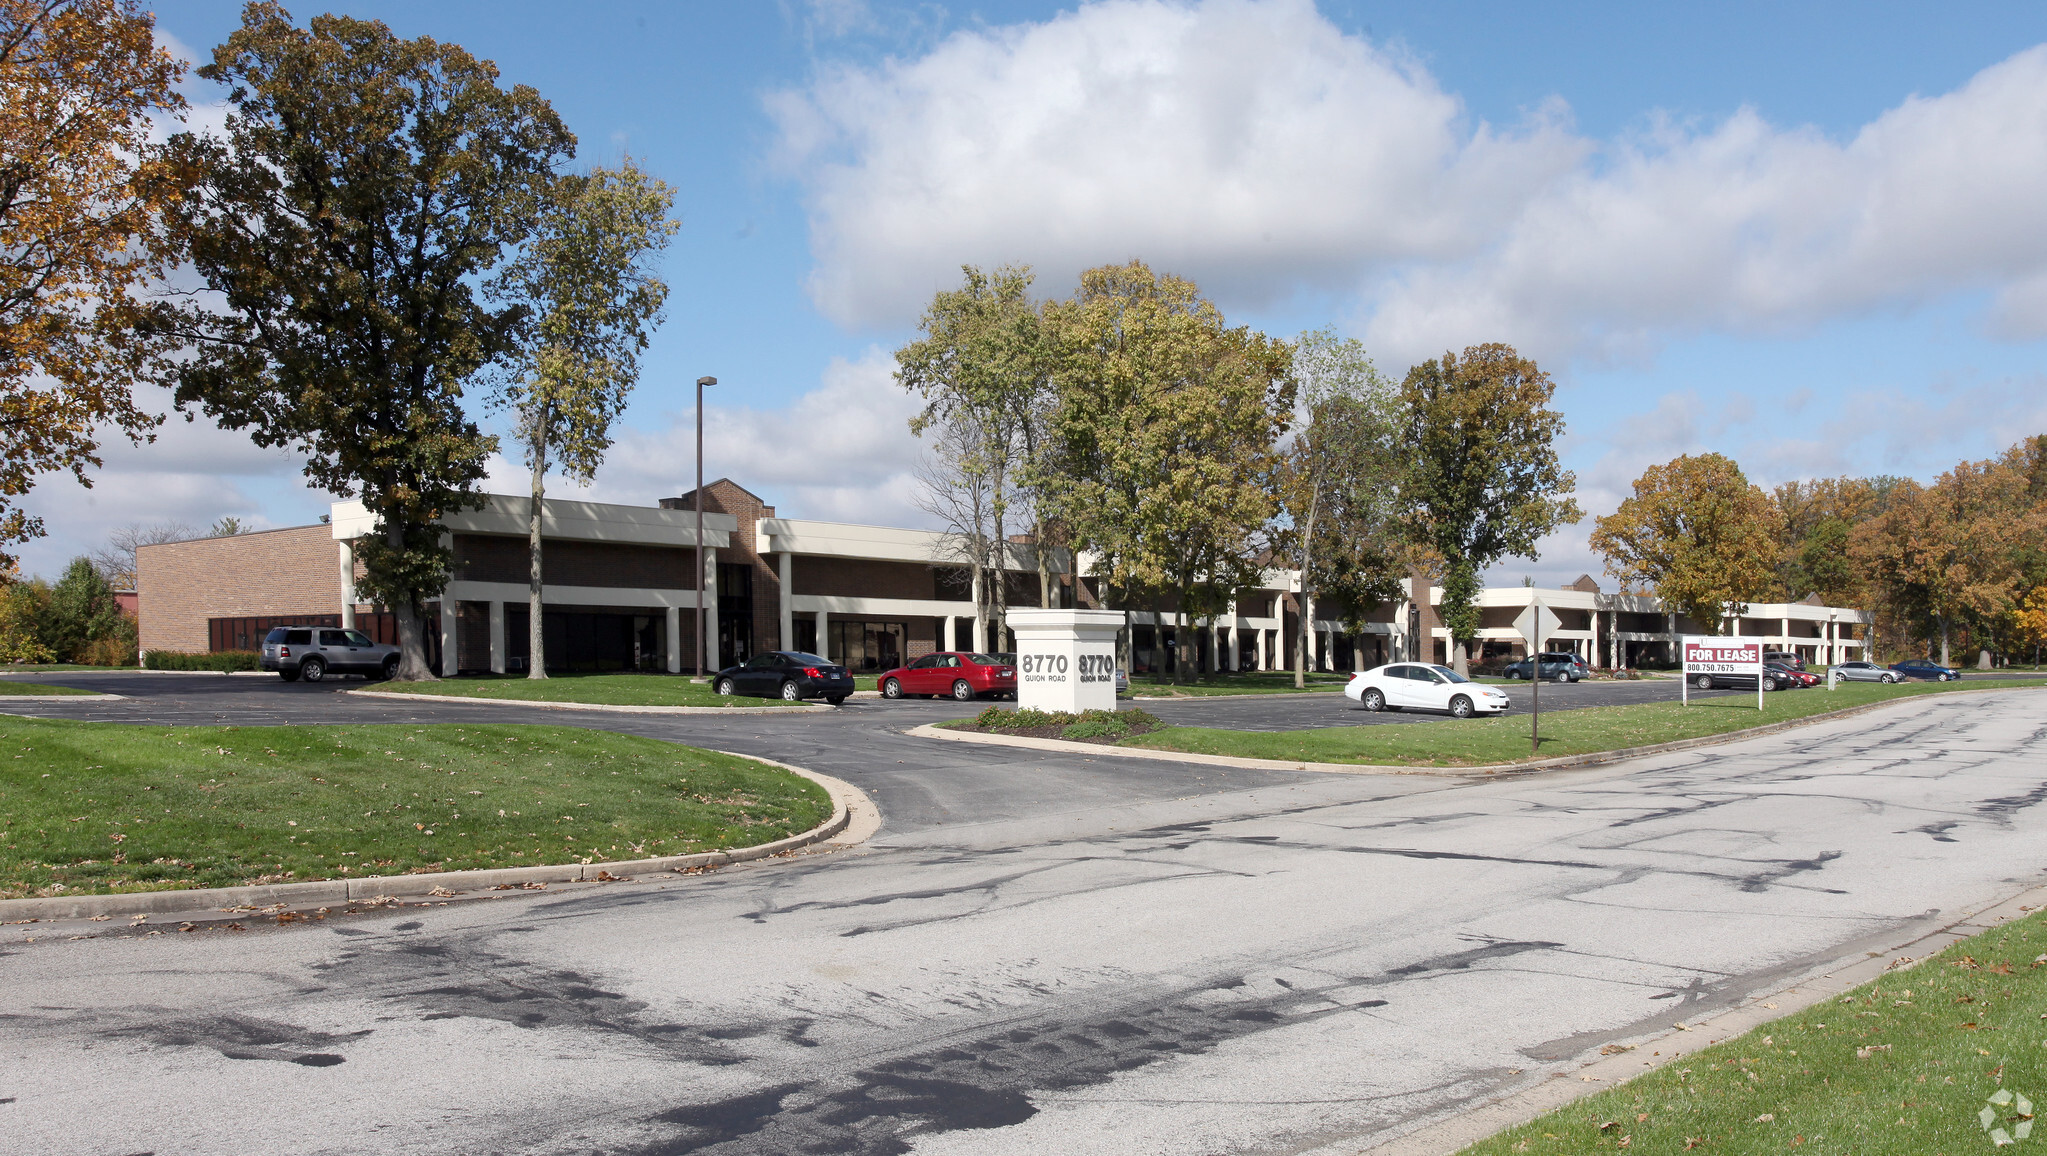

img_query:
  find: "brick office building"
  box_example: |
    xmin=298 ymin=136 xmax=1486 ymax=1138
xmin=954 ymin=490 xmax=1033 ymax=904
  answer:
xmin=138 ymin=477 xmax=1873 ymax=676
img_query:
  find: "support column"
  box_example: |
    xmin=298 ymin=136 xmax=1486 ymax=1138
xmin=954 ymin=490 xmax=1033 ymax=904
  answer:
xmin=816 ymin=610 xmax=829 ymax=662
xmin=665 ymin=606 xmax=681 ymax=674
xmin=488 ymin=601 xmax=506 ymax=674
xmin=337 ymin=538 xmax=357 ymax=628
xmin=778 ymin=551 xmax=794 ymax=652
xmin=439 ymin=598 xmax=458 ymax=678
xmin=702 ymin=548 xmax=719 ymax=673
xmin=1254 ymin=628 xmax=1266 ymax=671
xmin=943 ymin=615 xmax=956 ymax=652
xmin=970 ymin=570 xmax=984 ymax=652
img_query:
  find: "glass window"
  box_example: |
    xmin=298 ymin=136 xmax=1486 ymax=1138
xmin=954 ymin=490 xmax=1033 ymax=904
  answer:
xmin=909 ymin=655 xmax=939 ymax=669
xmin=940 ymin=655 xmax=960 ymax=667
xmin=745 ymin=653 xmax=781 ymax=670
xmin=1417 ymin=667 xmax=1449 ymax=684
xmin=1433 ymin=665 xmax=1470 ymax=683
xmin=284 ymin=629 xmax=312 ymax=645
xmin=265 ymin=627 xmax=291 ymax=644
xmin=968 ymin=653 xmax=1004 ymax=666
xmin=1383 ymin=665 xmax=1412 ymax=680
xmin=782 ymin=652 xmax=829 ymax=667
xmin=344 ymin=631 xmax=373 ymax=648
xmin=319 ymin=629 xmax=349 ymax=646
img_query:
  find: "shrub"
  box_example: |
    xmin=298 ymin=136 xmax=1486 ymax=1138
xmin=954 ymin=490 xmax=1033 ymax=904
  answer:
xmin=1061 ymin=718 xmax=1128 ymax=740
xmin=142 ymin=650 xmax=260 ymax=672
xmin=78 ymin=635 xmax=137 ymax=667
xmin=972 ymin=706 xmax=1161 ymax=736
xmin=0 ymin=579 xmax=53 ymax=664
xmin=44 ymin=558 xmax=125 ymax=662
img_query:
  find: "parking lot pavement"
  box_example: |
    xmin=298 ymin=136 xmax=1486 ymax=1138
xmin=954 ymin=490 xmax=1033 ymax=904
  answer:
xmin=1133 ymin=675 xmax=1734 ymax=731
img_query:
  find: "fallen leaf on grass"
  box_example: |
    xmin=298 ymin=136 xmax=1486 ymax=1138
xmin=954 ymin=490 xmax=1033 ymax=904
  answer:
xmin=1857 ymin=1044 xmax=1892 ymax=1058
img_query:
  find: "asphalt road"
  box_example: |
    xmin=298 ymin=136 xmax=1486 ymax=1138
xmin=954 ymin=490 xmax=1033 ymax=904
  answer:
xmin=3 ymin=676 xmax=2046 ymax=1155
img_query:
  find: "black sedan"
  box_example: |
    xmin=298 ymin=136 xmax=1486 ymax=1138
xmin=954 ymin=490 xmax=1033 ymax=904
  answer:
xmin=712 ymin=651 xmax=855 ymax=704
xmin=1501 ymin=652 xmax=1592 ymax=682
xmin=1890 ymin=658 xmax=1961 ymax=681
xmin=1689 ymin=664 xmax=1796 ymax=691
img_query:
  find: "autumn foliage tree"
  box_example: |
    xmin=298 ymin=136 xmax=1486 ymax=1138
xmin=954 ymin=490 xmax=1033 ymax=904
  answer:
xmin=0 ymin=0 xmax=189 ymax=568
xmin=1590 ymin=453 xmax=1782 ymax=635
xmin=157 ymin=5 xmax=574 ymax=679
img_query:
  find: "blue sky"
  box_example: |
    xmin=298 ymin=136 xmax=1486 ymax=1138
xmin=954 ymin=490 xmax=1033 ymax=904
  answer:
xmin=24 ymin=1 xmax=2047 ymax=585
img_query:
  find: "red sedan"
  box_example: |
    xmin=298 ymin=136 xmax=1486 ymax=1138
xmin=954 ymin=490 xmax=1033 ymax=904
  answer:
xmin=879 ymin=651 xmax=1016 ymax=701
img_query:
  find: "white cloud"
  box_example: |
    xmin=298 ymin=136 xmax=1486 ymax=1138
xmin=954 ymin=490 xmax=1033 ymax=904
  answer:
xmin=774 ymin=0 xmax=2047 ymax=367
xmin=493 ymin=348 xmax=938 ymax=529
xmin=772 ymin=0 xmax=1580 ymax=327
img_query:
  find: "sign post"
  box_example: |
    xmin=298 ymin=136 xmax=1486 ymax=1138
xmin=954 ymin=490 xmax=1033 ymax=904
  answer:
xmin=1513 ymin=602 xmax=1561 ymax=756
xmin=1682 ymin=636 xmax=1765 ymax=710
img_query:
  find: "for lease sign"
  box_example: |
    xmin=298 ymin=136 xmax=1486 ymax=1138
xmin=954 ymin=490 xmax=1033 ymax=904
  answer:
xmin=1683 ymin=638 xmax=1762 ymax=674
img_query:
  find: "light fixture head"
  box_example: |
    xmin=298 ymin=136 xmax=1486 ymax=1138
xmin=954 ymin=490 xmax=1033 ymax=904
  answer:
xmin=697 ymin=376 xmax=717 ymax=387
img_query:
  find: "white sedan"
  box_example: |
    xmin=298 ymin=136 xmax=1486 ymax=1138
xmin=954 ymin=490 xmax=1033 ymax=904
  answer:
xmin=1345 ymin=663 xmax=1513 ymax=719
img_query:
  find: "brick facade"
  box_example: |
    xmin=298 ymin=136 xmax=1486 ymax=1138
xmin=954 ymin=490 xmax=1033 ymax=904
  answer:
xmin=138 ymin=524 xmax=337 ymax=654
xmin=664 ymin=478 xmax=784 ymax=654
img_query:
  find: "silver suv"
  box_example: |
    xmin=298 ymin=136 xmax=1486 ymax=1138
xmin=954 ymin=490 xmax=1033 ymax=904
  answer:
xmin=262 ymin=626 xmax=400 ymax=682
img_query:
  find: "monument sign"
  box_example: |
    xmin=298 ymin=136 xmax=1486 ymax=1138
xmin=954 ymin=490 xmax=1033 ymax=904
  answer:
xmin=1007 ymin=608 xmax=1126 ymax=714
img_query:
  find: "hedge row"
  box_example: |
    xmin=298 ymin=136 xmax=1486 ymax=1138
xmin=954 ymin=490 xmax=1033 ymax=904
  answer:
xmin=141 ymin=650 xmax=261 ymax=672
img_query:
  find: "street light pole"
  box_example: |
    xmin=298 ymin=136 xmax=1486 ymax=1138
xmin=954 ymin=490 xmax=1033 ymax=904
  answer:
xmin=695 ymin=375 xmax=716 ymax=677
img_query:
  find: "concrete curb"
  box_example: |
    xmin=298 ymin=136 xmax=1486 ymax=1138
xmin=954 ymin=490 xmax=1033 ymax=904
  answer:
xmin=912 ymin=684 xmax=2047 ymax=778
xmin=1330 ymin=880 xmax=2047 ymax=1155
xmin=0 ymin=693 xmax=125 ymax=702
xmin=0 ymin=754 xmax=873 ymax=922
xmin=346 ymin=688 xmax=831 ymax=714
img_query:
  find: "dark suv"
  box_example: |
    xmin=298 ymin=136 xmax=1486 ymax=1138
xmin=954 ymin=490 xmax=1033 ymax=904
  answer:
xmin=263 ymin=626 xmax=401 ymax=682
xmin=1502 ymin=652 xmax=1592 ymax=682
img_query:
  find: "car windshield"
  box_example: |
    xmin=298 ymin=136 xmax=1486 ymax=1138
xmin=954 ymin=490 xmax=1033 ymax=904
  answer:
xmin=968 ymin=653 xmax=1004 ymax=666
xmin=1430 ymin=665 xmax=1472 ymax=683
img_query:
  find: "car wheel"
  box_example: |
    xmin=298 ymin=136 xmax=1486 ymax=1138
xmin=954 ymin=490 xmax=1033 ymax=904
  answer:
xmin=825 ymin=695 xmax=847 ymax=706
xmin=1882 ymin=673 xmax=1898 ymax=684
xmin=379 ymin=656 xmax=399 ymax=681
xmin=1940 ymin=672 xmax=1952 ymax=682
xmin=951 ymin=679 xmax=974 ymax=702
xmin=1449 ymin=694 xmax=1474 ymax=719
xmin=1561 ymin=671 xmax=1576 ymax=683
xmin=882 ymin=678 xmax=902 ymax=699
xmin=300 ymin=657 xmax=326 ymax=683
xmin=1362 ymin=687 xmax=1385 ymax=712
xmin=781 ymin=680 xmax=802 ymax=702
xmin=1763 ymin=677 xmax=1778 ymax=692
xmin=1693 ymin=673 xmax=1713 ymax=690
xmin=279 ymin=668 xmax=300 ymax=683
xmin=716 ymin=677 xmax=736 ymax=696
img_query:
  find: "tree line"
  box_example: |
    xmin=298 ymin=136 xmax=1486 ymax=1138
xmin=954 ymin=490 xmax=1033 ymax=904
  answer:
xmin=1591 ymin=442 xmax=2047 ymax=666
xmin=0 ymin=1 xmax=676 ymax=679
xmin=894 ymin=263 xmax=1583 ymax=684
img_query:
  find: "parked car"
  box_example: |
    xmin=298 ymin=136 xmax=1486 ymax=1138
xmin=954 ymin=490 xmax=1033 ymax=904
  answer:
xmin=1345 ymin=663 xmax=1512 ymax=719
xmin=263 ymin=626 xmax=400 ymax=682
xmin=1768 ymin=661 xmax=1819 ymax=688
xmin=1831 ymin=660 xmax=1901 ymax=684
xmin=713 ymin=651 xmax=855 ymax=704
xmin=1762 ymin=650 xmax=1807 ymax=671
xmin=878 ymin=651 xmax=1017 ymax=701
xmin=1890 ymin=658 xmax=1961 ymax=682
xmin=1501 ymin=652 xmax=1592 ymax=682
xmin=1690 ymin=665 xmax=1793 ymax=691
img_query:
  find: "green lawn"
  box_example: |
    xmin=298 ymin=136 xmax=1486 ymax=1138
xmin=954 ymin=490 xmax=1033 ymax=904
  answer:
xmin=1459 ymin=908 xmax=2047 ymax=1154
xmin=1119 ymin=679 xmax=2046 ymax=767
xmin=369 ymin=671 xmax=813 ymax=707
xmin=0 ymin=682 xmax=95 ymax=695
xmin=0 ymin=664 xmax=119 ymax=673
xmin=0 ymin=716 xmax=831 ymax=898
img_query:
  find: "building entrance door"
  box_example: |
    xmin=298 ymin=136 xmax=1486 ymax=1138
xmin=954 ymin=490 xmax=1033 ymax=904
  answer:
xmin=718 ymin=563 xmax=753 ymax=669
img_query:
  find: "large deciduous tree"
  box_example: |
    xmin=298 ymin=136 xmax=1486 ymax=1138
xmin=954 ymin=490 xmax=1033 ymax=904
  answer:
xmin=1590 ymin=453 xmax=1782 ymax=635
xmin=1046 ymin=261 xmax=1292 ymax=684
xmin=1275 ymin=328 xmax=1403 ymax=686
xmin=158 ymin=4 xmax=574 ymax=679
xmin=896 ymin=265 xmax=1053 ymax=650
xmin=1850 ymin=452 xmax=2042 ymax=667
xmin=0 ymin=0 xmax=189 ymax=568
xmin=1399 ymin=345 xmax=1580 ymax=673
xmin=492 ymin=160 xmax=677 ymax=678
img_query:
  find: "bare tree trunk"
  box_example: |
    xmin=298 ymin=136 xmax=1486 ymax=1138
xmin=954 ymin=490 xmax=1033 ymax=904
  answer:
xmin=1035 ymin=518 xmax=1053 ymax=609
xmin=1939 ymin=614 xmax=1951 ymax=667
xmin=991 ymin=458 xmax=1009 ymax=653
xmin=387 ymin=518 xmax=437 ymax=682
xmin=1295 ymin=487 xmax=1317 ymax=690
xmin=527 ymin=406 xmax=548 ymax=679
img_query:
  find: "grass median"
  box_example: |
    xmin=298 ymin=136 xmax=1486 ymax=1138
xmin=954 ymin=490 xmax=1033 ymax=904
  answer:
xmin=1117 ymin=679 xmax=2045 ymax=767
xmin=1459 ymin=908 xmax=2047 ymax=1154
xmin=1126 ymin=671 xmax=1355 ymax=697
xmin=0 ymin=716 xmax=831 ymax=898
xmin=366 ymin=672 xmax=812 ymax=707
xmin=0 ymin=682 xmax=94 ymax=695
